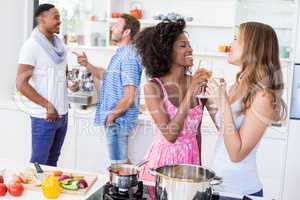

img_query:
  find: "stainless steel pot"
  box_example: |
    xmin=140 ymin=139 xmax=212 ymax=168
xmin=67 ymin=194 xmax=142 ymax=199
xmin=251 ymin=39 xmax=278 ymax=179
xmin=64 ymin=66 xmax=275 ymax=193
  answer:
xmin=108 ymin=160 xmax=148 ymax=191
xmin=150 ymin=164 xmax=222 ymax=200
xmin=109 ymin=164 xmax=139 ymax=191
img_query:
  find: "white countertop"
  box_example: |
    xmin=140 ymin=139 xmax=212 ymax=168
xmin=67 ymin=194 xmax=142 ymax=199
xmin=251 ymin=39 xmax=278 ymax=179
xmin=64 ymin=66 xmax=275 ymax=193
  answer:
xmin=0 ymin=158 xmax=108 ymax=200
xmin=68 ymin=105 xmax=154 ymax=127
xmin=0 ymin=96 xmax=289 ymax=140
xmin=69 ymin=104 xmax=288 ymax=140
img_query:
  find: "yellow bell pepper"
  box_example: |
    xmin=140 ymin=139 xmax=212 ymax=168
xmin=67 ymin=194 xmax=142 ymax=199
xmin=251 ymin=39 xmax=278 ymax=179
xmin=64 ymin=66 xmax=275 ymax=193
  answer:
xmin=41 ymin=175 xmax=61 ymax=199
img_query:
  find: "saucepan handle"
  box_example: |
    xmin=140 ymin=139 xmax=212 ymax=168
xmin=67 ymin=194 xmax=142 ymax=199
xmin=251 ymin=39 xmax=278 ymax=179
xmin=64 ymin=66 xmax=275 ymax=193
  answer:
xmin=134 ymin=160 xmax=149 ymax=169
xmin=149 ymin=168 xmax=157 ymax=176
xmin=209 ymin=176 xmax=223 ymax=186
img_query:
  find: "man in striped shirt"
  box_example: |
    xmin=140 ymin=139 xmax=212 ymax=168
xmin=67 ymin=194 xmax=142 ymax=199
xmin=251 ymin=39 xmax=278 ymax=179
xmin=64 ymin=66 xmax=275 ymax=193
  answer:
xmin=73 ymin=14 xmax=141 ymax=165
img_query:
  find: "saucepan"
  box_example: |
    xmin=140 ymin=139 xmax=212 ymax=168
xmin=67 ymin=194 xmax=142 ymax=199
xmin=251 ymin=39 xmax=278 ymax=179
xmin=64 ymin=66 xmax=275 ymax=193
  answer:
xmin=150 ymin=164 xmax=222 ymax=200
xmin=108 ymin=160 xmax=148 ymax=190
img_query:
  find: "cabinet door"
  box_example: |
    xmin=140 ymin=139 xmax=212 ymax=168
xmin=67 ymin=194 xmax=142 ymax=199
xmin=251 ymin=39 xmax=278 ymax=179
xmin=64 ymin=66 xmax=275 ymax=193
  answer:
xmin=296 ymin=13 xmax=300 ymax=63
xmin=283 ymin=120 xmax=300 ymax=200
xmin=256 ymin=138 xmax=287 ymax=200
xmin=57 ymin=115 xmax=76 ymax=169
xmin=201 ymin=110 xmax=287 ymax=200
xmin=74 ymin=116 xmax=110 ymax=174
xmin=128 ymin=121 xmax=155 ymax=164
xmin=0 ymin=109 xmax=31 ymax=163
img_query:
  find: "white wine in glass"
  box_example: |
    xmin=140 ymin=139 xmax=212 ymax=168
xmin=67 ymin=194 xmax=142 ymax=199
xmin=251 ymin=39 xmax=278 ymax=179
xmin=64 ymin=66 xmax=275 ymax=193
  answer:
xmin=195 ymin=59 xmax=213 ymax=99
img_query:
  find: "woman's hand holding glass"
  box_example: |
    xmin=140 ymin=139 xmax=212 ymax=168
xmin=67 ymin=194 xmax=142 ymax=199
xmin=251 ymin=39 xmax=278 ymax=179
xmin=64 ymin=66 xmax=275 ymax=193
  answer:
xmin=206 ymin=78 xmax=227 ymax=109
xmin=194 ymin=59 xmax=213 ymax=99
xmin=190 ymin=68 xmax=212 ymax=97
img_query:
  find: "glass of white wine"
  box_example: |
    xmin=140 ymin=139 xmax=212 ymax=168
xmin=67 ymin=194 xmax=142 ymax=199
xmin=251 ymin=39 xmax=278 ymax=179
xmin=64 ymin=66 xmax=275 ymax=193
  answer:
xmin=206 ymin=66 xmax=225 ymax=109
xmin=195 ymin=59 xmax=213 ymax=100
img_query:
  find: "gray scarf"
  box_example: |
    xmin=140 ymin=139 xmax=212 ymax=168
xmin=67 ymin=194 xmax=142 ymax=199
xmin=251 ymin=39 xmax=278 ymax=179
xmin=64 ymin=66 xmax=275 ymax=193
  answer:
xmin=32 ymin=27 xmax=66 ymax=64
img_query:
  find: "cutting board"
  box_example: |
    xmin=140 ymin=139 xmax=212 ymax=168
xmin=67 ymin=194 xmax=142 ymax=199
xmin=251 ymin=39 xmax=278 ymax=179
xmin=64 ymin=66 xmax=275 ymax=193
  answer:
xmin=21 ymin=168 xmax=98 ymax=195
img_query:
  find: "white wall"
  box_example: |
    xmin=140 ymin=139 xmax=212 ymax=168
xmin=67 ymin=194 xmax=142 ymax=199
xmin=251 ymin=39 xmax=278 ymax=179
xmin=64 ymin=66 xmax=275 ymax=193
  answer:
xmin=0 ymin=0 xmax=33 ymax=104
xmin=295 ymin=3 xmax=300 ymax=63
xmin=0 ymin=0 xmax=34 ymax=161
xmin=283 ymin=2 xmax=300 ymax=199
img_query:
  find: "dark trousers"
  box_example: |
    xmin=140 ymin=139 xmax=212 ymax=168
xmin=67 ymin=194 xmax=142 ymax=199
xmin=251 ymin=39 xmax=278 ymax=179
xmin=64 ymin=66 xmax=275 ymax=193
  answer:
xmin=30 ymin=114 xmax=68 ymax=166
xmin=250 ymin=189 xmax=263 ymax=197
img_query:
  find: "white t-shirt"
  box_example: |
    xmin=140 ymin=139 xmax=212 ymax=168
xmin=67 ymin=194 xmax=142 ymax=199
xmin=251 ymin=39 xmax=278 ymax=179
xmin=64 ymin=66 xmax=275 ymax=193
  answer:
xmin=18 ymin=37 xmax=68 ymax=118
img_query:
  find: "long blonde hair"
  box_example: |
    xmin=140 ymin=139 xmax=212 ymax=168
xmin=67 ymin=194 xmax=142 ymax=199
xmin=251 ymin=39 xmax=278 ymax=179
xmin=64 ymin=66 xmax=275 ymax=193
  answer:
xmin=236 ymin=22 xmax=286 ymax=121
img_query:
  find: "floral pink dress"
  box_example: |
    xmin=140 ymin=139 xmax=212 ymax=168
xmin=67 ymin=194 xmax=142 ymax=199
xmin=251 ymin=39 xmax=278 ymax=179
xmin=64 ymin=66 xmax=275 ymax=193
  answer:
xmin=139 ymin=78 xmax=204 ymax=184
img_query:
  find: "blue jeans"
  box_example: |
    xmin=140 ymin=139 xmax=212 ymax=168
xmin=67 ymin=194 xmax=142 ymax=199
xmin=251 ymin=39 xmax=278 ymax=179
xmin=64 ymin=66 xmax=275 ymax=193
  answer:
xmin=30 ymin=114 xmax=68 ymax=166
xmin=105 ymin=123 xmax=129 ymax=164
xmin=221 ymin=189 xmax=263 ymax=200
xmin=250 ymin=189 xmax=263 ymax=197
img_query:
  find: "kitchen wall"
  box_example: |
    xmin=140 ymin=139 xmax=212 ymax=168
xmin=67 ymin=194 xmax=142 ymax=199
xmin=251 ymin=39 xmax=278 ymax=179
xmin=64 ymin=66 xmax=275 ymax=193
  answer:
xmin=0 ymin=0 xmax=34 ymax=161
xmin=283 ymin=2 xmax=300 ymax=199
xmin=0 ymin=0 xmax=33 ymax=105
xmin=296 ymin=12 xmax=300 ymax=64
xmin=0 ymin=1 xmax=21 ymax=104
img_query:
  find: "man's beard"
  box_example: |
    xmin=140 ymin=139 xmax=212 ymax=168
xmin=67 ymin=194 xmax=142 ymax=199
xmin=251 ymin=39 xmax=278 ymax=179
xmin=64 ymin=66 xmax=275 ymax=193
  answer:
xmin=111 ymin=32 xmax=123 ymax=43
xmin=54 ymin=25 xmax=60 ymax=34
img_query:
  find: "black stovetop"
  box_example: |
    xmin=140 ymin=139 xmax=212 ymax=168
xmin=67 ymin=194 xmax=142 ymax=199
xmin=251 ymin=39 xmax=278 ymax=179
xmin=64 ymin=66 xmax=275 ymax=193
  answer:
xmin=86 ymin=182 xmax=253 ymax=200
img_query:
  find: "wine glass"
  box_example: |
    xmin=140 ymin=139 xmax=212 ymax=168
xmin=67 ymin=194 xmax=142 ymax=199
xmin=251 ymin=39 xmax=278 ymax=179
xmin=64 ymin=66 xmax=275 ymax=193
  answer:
xmin=195 ymin=58 xmax=213 ymax=99
xmin=207 ymin=68 xmax=226 ymax=109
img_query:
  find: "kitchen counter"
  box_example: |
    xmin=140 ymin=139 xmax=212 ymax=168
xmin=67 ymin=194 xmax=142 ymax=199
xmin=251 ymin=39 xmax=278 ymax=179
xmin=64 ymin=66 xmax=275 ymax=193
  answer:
xmin=69 ymin=104 xmax=288 ymax=140
xmin=0 ymin=158 xmax=269 ymax=200
xmin=3 ymin=94 xmax=289 ymax=140
xmin=86 ymin=184 xmax=265 ymax=200
xmin=68 ymin=104 xmax=153 ymax=125
xmin=0 ymin=158 xmax=265 ymax=200
xmin=0 ymin=158 xmax=108 ymax=200
xmin=0 ymin=99 xmax=289 ymax=199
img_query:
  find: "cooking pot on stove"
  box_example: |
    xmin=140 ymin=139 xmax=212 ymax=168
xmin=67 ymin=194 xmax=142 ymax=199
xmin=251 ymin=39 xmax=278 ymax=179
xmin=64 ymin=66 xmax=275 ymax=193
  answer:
xmin=150 ymin=164 xmax=222 ymax=200
xmin=108 ymin=160 xmax=148 ymax=191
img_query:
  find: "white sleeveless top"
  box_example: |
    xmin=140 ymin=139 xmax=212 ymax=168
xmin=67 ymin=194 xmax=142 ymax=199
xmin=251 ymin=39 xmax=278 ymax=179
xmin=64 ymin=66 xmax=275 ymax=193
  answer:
xmin=212 ymin=100 xmax=263 ymax=195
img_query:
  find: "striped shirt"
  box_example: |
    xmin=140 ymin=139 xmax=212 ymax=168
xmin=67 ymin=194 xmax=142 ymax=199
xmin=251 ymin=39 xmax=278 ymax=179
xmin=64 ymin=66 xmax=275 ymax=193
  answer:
xmin=95 ymin=44 xmax=142 ymax=135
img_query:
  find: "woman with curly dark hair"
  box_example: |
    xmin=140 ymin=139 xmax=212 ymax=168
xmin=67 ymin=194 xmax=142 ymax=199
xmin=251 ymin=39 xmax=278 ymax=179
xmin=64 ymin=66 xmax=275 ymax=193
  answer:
xmin=135 ymin=19 xmax=211 ymax=184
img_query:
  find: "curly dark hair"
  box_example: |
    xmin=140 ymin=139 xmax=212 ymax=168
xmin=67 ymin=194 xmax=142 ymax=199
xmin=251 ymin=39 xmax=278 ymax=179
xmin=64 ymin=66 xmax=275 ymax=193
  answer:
xmin=135 ymin=19 xmax=186 ymax=78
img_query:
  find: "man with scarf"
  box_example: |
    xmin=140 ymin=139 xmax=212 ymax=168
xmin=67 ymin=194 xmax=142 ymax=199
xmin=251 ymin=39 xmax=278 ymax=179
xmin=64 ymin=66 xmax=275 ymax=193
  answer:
xmin=16 ymin=4 xmax=68 ymax=166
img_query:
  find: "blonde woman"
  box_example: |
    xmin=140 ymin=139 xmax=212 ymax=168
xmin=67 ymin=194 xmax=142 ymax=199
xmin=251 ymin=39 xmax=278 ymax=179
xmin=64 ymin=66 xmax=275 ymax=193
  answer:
xmin=206 ymin=22 xmax=286 ymax=197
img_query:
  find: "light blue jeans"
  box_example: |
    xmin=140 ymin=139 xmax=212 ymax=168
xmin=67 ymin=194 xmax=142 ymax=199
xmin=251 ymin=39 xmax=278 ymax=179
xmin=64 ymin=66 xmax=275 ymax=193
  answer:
xmin=105 ymin=123 xmax=129 ymax=164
